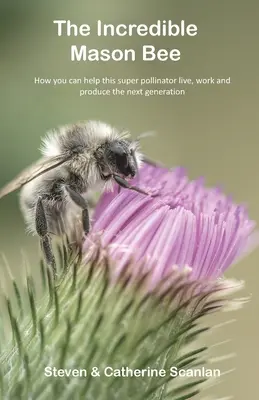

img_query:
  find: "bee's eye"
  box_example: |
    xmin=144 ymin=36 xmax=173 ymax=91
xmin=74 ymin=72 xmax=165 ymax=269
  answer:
xmin=109 ymin=143 xmax=127 ymax=165
xmin=109 ymin=141 xmax=135 ymax=176
xmin=114 ymin=151 xmax=128 ymax=169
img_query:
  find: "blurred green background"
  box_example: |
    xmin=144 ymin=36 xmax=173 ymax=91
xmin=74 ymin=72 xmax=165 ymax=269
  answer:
xmin=0 ymin=0 xmax=258 ymax=398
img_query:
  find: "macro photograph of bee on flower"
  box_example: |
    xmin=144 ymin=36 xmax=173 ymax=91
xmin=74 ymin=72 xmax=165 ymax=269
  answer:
xmin=0 ymin=1 xmax=258 ymax=399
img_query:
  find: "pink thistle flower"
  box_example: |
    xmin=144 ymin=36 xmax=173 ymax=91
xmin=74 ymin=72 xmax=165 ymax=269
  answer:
xmin=84 ymin=164 xmax=258 ymax=283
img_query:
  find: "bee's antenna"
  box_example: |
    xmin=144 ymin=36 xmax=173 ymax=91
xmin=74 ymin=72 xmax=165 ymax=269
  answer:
xmin=135 ymin=131 xmax=156 ymax=143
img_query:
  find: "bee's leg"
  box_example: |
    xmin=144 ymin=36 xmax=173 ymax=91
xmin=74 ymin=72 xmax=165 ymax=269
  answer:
xmin=112 ymin=174 xmax=150 ymax=196
xmin=65 ymin=187 xmax=90 ymax=236
xmin=35 ymin=197 xmax=56 ymax=275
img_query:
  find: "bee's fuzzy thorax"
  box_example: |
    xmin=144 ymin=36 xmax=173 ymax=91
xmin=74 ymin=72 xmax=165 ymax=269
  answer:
xmin=40 ymin=120 xmax=128 ymax=158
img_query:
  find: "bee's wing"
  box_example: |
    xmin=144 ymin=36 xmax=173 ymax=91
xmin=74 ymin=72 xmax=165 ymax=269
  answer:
xmin=0 ymin=155 xmax=71 ymax=199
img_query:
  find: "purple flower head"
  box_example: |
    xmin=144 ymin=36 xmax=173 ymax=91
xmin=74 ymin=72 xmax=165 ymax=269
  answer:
xmin=84 ymin=164 xmax=258 ymax=283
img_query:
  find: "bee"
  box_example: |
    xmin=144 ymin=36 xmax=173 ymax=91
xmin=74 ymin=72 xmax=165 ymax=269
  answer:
xmin=0 ymin=120 xmax=152 ymax=273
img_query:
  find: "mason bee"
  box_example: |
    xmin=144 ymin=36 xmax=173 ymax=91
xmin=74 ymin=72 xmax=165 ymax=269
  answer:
xmin=0 ymin=120 xmax=152 ymax=272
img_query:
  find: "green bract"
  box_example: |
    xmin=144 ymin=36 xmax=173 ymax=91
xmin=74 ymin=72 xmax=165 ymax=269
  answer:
xmin=0 ymin=244 xmax=234 ymax=400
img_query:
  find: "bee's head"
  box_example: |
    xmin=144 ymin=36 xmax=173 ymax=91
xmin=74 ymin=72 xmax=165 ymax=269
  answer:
xmin=103 ymin=140 xmax=141 ymax=178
